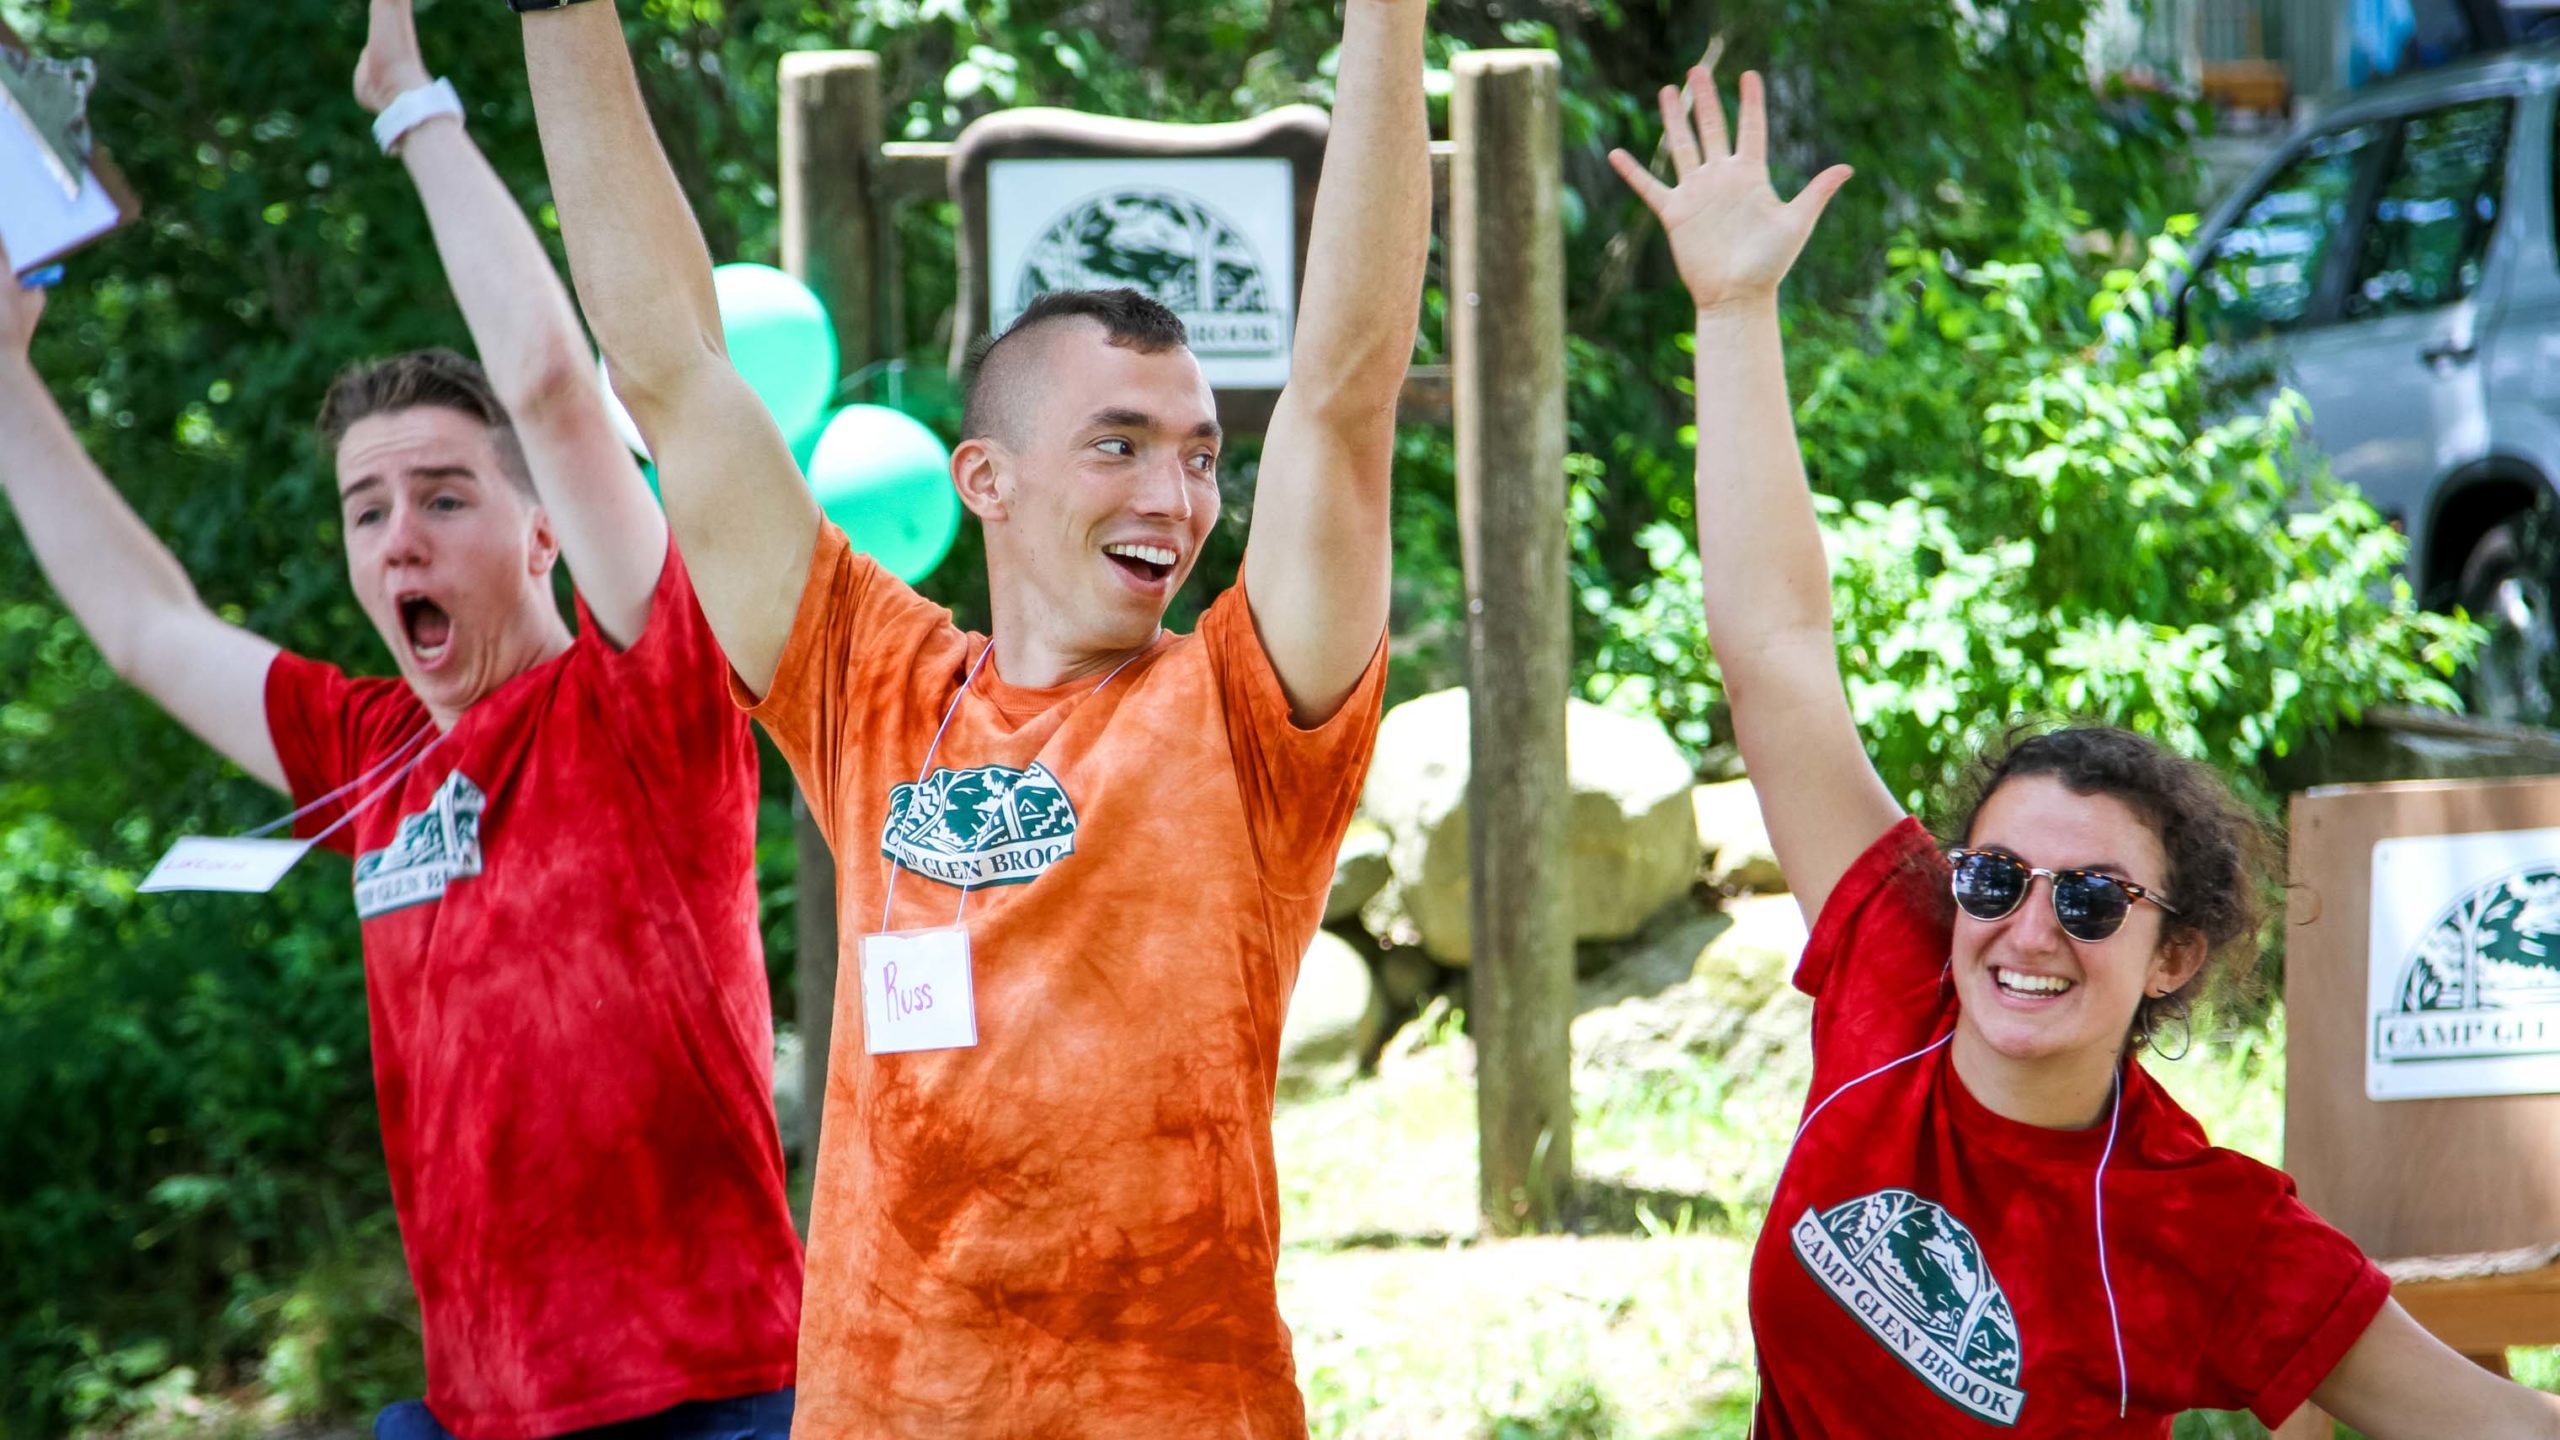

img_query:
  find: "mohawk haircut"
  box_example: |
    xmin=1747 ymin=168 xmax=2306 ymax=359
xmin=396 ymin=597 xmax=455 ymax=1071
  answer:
xmin=315 ymin=347 xmax=536 ymax=499
xmin=961 ymin=288 xmax=1190 ymax=443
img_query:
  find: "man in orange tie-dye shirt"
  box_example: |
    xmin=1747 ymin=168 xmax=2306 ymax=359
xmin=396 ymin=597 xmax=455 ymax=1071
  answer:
xmin=512 ymin=1 xmax=1430 ymax=1433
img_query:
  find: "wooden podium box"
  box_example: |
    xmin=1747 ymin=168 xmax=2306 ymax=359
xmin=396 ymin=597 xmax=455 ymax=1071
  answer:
xmin=2274 ymin=778 xmax=2560 ymax=1435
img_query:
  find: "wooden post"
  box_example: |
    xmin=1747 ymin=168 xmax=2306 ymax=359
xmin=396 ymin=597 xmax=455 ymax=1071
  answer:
xmin=778 ymin=51 xmax=884 ymax=1162
xmin=1452 ymin=49 xmax=1572 ymax=1235
xmin=781 ymin=52 xmax=885 ymax=366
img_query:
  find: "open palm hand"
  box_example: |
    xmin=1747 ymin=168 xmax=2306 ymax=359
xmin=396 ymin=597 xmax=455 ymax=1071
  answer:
xmin=1608 ymin=70 xmax=1850 ymax=313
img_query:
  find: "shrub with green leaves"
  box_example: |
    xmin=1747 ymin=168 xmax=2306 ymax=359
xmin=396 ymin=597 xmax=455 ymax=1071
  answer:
xmin=1584 ymin=207 xmax=2480 ymax=813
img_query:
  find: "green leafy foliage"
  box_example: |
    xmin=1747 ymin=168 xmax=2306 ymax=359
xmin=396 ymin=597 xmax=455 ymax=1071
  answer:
xmin=1831 ymin=219 xmax=2481 ymax=807
xmin=1585 ymin=209 xmax=2480 ymax=813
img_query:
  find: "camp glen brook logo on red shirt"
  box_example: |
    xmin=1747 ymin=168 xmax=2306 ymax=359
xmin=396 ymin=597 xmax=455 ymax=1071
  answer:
xmin=1791 ymin=1188 xmax=2027 ymax=1426
xmin=352 ymin=771 xmax=486 ymax=920
xmin=880 ymin=762 xmax=1080 ymax=890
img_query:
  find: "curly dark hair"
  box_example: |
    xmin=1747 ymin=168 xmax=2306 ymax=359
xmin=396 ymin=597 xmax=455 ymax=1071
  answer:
xmin=1950 ymin=726 xmax=2279 ymax=1053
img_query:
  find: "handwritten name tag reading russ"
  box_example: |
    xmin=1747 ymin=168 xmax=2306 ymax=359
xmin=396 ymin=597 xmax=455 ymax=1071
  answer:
xmin=859 ymin=927 xmax=981 ymax=1054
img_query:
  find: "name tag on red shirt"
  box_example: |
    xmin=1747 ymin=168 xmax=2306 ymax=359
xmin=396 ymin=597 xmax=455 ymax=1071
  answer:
xmin=139 ymin=836 xmax=316 ymax=893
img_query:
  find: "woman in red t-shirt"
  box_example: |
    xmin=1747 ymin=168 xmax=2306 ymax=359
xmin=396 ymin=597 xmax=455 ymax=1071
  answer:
xmin=1607 ymin=66 xmax=2560 ymax=1439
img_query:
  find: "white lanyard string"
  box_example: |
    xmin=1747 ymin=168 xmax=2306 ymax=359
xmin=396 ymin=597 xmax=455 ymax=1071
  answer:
xmin=2095 ymin=1067 xmax=2129 ymax=1418
xmin=1754 ymin=1028 xmax=2133 ymax=1427
xmin=876 ymin=634 xmax=1154 ymax=933
xmin=1788 ymin=1028 xmax=1954 ymax=1147
xmin=241 ymin=721 xmax=446 ymax=845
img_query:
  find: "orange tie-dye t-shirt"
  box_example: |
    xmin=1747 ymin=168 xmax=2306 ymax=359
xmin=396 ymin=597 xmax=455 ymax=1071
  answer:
xmin=742 ymin=524 xmax=1386 ymax=1439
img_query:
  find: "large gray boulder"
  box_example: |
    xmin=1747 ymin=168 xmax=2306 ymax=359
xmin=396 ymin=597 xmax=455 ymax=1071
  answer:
xmin=771 ymin=1027 xmax=807 ymax=1156
xmin=1325 ymin=820 xmax=1393 ymax=924
xmin=1693 ymin=779 xmax=1785 ymax=893
xmin=1357 ymin=688 xmax=1701 ymax=964
xmin=1691 ymin=894 xmax=1811 ymax=1003
xmin=1573 ymin=894 xmax=1813 ymax=1085
xmin=1375 ymin=946 xmax=1444 ymax=1018
xmin=1358 ymin=690 xmax=1473 ymax=955
xmin=1280 ymin=929 xmax=1382 ymax=1088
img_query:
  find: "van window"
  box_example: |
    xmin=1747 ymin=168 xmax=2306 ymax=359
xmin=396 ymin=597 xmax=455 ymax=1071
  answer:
xmin=2193 ymin=123 xmax=2386 ymax=337
xmin=2345 ymin=97 xmax=2514 ymax=319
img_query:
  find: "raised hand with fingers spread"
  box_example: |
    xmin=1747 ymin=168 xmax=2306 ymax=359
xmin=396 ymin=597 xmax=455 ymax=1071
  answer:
xmin=1607 ymin=66 xmax=1891 ymax=931
xmin=1607 ymin=69 xmax=1851 ymax=314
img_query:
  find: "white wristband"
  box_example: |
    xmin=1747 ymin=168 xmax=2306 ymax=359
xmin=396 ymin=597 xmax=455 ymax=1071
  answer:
xmin=373 ymin=78 xmax=463 ymax=155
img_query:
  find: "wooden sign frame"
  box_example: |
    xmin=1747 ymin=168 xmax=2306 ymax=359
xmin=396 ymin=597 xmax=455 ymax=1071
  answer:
xmin=947 ymin=105 xmax=1329 ymax=436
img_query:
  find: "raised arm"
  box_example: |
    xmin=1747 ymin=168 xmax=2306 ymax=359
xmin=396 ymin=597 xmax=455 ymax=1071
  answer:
xmin=514 ymin=0 xmax=816 ymax=696
xmin=0 ymin=260 xmax=286 ymax=792
xmin=356 ymin=0 xmax=665 ymax=645
xmin=1242 ymin=0 xmax=1430 ymax=723
xmin=2308 ymin=1298 xmax=2560 ymax=1438
xmin=1608 ymin=70 xmax=1897 ymax=924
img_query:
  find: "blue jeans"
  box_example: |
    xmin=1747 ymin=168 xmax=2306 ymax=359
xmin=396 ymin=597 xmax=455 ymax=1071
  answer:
xmin=375 ymin=1387 xmax=793 ymax=1440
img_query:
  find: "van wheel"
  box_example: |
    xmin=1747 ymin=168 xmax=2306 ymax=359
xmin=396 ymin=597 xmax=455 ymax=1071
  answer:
xmin=2458 ymin=517 xmax=2560 ymax=726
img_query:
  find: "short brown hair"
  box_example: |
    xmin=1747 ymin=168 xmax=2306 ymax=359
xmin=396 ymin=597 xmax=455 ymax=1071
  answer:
xmin=1953 ymin=726 xmax=2278 ymax=1052
xmin=961 ymin=288 xmax=1191 ymax=442
xmin=315 ymin=348 xmax=535 ymax=498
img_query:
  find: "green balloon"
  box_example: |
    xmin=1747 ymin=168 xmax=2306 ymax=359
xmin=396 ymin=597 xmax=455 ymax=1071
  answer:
xmin=714 ymin=262 xmax=839 ymax=441
xmin=805 ymin=404 xmax=961 ymax=584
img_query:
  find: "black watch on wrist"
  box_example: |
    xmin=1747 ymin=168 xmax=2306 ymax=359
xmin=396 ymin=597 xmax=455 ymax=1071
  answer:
xmin=507 ymin=0 xmax=596 ymax=11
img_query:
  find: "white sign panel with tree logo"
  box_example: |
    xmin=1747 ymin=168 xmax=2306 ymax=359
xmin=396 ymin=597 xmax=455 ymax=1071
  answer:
xmin=2368 ymin=825 xmax=2560 ymax=1100
xmin=987 ymin=157 xmax=1297 ymax=390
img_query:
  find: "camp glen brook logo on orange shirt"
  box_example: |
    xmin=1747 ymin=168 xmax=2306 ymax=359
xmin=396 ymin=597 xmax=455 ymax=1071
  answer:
xmin=1792 ymin=1188 xmax=2027 ymax=1426
xmin=880 ymin=762 xmax=1080 ymax=890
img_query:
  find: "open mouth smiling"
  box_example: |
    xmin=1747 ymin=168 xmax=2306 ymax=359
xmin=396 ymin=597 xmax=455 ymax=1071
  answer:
xmin=1102 ymin=542 xmax=1177 ymax=585
xmin=1991 ymin=966 xmax=2076 ymax=1000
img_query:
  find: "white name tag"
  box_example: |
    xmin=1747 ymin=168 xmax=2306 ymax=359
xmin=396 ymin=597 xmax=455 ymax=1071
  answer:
xmin=858 ymin=926 xmax=980 ymax=1055
xmin=138 ymin=836 xmax=317 ymax=894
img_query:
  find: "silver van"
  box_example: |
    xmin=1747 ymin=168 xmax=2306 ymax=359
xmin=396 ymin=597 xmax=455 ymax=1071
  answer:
xmin=2188 ymin=42 xmax=2560 ymax=720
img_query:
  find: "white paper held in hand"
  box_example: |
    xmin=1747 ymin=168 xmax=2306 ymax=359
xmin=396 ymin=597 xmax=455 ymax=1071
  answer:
xmin=0 ymin=32 xmax=123 ymax=276
xmin=859 ymin=926 xmax=981 ymax=1055
xmin=138 ymin=836 xmax=317 ymax=894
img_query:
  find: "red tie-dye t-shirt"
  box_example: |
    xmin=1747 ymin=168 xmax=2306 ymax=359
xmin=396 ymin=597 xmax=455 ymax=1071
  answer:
xmin=264 ymin=542 xmax=801 ymax=1440
xmin=1747 ymin=817 xmax=2389 ymax=1437
xmin=743 ymin=523 xmax=1387 ymax=1439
